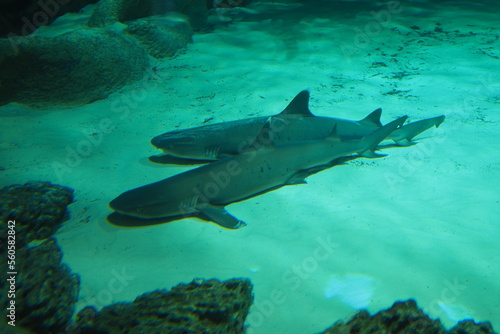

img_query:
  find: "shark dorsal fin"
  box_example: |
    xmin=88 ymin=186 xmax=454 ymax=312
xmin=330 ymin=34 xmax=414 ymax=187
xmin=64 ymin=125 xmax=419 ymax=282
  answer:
xmin=359 ymin=108 xmax=383 ymax=127
xmin=326 ymin=124 xmax=342 ymax=141
xmin=250 ymin=117 xmax=276 ymax=149
xmin=278 ymin=90 xmax=315 ymax=117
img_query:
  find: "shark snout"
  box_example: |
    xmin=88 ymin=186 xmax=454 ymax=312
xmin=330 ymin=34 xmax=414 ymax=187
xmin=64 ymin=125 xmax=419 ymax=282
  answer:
xmin=151 ymin=134 xmax=198 ymax=150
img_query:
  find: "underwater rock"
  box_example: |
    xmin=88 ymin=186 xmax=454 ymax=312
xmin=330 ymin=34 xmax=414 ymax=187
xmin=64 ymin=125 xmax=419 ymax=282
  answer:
xmin=0 ymin=238 xmax=80 ymax=333
xmin=0 ymin=322 xmax=34 ymax=333
xmin=88 ymin=0 xmax=208 ymax=31
xmin=0 ymin=0 xmax=98 ymax=38
xmin=0 ymin=28 xmax=148 ymax=107
xmin=87 ymin=0 xmax=153 ymax=27
xmin=75 ymin=278 xmax=253 ymax=333
xmin=207 ymin=0 xmax=253 ymax=10
xmin=448 ymin=320 xmax=497 ymax=334
xmin=124 ymin=14 xmax=193 ymax=58
xmin=174 ymin=0 xmax=209 ymax=30
xmin=0 ymin=181 xmax=73 ymax=246
xmin=320 ymin=299 xmax=496 ymax=334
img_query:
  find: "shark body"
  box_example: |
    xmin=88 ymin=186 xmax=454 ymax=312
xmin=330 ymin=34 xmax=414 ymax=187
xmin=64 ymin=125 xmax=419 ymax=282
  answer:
xmin=151 ymin=90 xmax=444 ymax=161
xmin=110 ymin=116 xmax=408 ymax=229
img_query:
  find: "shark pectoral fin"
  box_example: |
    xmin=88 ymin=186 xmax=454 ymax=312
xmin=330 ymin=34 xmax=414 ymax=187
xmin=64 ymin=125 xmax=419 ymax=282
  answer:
xmin=197 ymin=204 xmax=247 ymax=229
xmin=392 ymin=138 xmax=415 ymax=147
xmin=360 ymin=151 xmax=387 ymax=158
xmin=286 ymin=171 xmax=310 ymax=185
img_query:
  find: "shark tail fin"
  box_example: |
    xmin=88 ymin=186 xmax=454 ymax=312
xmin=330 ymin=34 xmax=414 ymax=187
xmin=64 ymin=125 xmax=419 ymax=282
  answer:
xmin=359 ymin=108 xmax=383 ymax=127
xmin=359 ymin=116 xmax=408 ymax=158
xmin=391 ymin=115 xmax=445 ymax=146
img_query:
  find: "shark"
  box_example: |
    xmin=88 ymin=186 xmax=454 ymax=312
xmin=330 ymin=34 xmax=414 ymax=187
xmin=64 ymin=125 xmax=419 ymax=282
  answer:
xmin=110 ymin=115 xmax=408 ymax=229
xmin=151 ymin=90 xmax=444 ymax=161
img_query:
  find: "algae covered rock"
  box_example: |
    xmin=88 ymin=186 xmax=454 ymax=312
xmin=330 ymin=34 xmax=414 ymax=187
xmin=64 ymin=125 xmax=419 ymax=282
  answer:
xmin=0 ymin=238 xmax=80 ymax=333
xmin=88 ymin=0 xmax=208 ymax=30
xmin=320 ymin=299 xmax=496 ymax=334
xmin=0 ymin=0 xmax=98 ymax=38
xmin=87 ymin=0 xmax=152 ymax=27
xmin=0 ymin=181 xmax=74 ymax=245
xmin=448 ymin=320 xmax=496 ymax=334
xmin=0 ymin=28 xmax=148 ymax=107
xmin=207 ymin=0 xmax=253 ymax=9
xmin=75 ymin=278 xmax=254 ymax=333
xmin=124 ymin=15 xmax=193 ymax=58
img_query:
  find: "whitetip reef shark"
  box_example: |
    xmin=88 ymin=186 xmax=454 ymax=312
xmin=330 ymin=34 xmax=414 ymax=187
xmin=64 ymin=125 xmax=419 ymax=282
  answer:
xmin=151 ymin=90 xmax=445 ymax=161
xmin=110 ymin=115 xmax=408 ymax=229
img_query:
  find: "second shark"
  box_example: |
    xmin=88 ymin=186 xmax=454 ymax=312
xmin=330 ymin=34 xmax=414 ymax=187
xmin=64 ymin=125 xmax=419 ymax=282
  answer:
xmin=151 ymin=90 xmax=444 ymax=161
xmin=110 ymin=116 xmax=408 ymax=229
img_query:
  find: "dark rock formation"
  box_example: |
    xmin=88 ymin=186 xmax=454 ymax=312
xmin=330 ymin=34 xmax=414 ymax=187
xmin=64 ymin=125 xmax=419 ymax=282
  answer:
xmin=88 ymin=0 xmax=208 ymax=30
xmin=174 ymin=0 xmax=209 ymax=30
xmin=0 ymin=0 xmax=98 ymax=38
xmin=0 ymin=323 xmax=34 ymax=333
xmin=0 ymin=28 xmax=149 ymax=107
xmin=75 ymin=278 xmax=253 ymax=333
xmin=449 ymin=320 xmax=497 ymax=334
xmin=320 ymin=299 xmax=496 ymax=334
xmin=87 ymin=0 xmax=153 ymax=27
xmin=0 ymin=238 xmax=80 ymax=333
xmin=124 ymin=14 xmax=193 ymax=58
xmin=207 ymin=0 xmax=253 ymax=10
xmin=0 ymin=0 xmax=214 ymax=108
xmin=0 ymin=181 xmax=73 ymax=245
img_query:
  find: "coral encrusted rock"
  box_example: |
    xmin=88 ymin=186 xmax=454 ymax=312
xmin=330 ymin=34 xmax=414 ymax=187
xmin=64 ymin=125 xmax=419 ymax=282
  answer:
xmin=124 ymin=14 xmax=193 ymax=58
xmin=75 ymin=278 xmax=254 ymax=333
xmin=0 ymin=28 xmax=149 ymax=107
xmin=88 ymin=0 xmax=208 ymax=30
xmin=0 ymin=238 xmax=80 ymax=333
xmin=0 ymin=181 xmax=74 ymax=245
xmin=0 ymin=0 xmax=98 ymax=38
xmin=320 ymin=299 xmax=496 ymax=334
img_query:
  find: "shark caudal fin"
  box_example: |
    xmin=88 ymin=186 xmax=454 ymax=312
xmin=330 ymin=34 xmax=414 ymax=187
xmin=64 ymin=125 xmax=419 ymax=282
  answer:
xmin=278 ymin=90 xmax=315 ymax=117
xmin=358 ymin=116 xmax=408 ymax=158
xmin=359 ymin=108 xmax=383 ymax=127
xmin=391 ymin=115 xmax=445 ymax=146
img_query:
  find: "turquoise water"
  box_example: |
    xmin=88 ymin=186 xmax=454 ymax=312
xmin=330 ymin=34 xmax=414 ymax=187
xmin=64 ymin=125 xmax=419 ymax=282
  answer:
xmin=1 ymin=0 xmax=499 ymax=333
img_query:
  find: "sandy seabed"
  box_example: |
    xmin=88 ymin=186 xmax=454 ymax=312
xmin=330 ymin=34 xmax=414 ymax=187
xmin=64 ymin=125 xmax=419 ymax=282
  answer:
xmin=1 ymin=1 xmax=499 ymax=333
